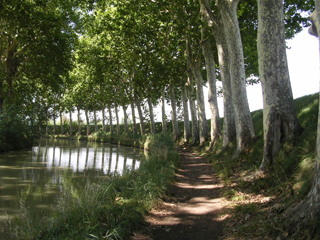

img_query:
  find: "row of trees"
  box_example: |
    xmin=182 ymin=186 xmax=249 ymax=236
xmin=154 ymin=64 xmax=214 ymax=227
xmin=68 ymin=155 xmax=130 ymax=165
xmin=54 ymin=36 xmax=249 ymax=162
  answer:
xmin=1 ymin=0 xmax=319 ymax=223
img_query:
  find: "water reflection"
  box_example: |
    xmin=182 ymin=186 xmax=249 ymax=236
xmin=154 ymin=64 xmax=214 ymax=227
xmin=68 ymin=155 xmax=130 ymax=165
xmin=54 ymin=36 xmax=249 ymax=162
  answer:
xmin=0 ymin=139 xmax=143 ymax=221
xmin=38 ymin=140 xmax=140 ymax=175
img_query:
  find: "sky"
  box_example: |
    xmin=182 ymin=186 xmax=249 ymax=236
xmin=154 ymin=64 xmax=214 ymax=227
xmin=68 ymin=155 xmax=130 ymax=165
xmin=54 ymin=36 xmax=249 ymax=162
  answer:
xmin=207 ymin=27 xmax=320 ymax=118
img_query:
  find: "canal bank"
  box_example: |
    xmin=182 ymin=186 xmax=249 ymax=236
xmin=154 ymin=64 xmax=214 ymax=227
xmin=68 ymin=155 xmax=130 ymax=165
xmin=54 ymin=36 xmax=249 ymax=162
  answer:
xmin=2 ymin=133 xmax=179 ymax=239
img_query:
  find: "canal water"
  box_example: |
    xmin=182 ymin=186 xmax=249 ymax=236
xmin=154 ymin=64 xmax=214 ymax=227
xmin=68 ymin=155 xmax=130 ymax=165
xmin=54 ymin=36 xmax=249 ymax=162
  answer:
xmin=0 ymin=139 xmax=143 ymax=222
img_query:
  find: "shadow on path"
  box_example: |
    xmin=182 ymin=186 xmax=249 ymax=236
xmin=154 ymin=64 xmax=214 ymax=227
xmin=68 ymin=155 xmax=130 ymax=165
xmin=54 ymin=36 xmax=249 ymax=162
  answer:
xmin=133 ymin=151 xmax=225 ymax=240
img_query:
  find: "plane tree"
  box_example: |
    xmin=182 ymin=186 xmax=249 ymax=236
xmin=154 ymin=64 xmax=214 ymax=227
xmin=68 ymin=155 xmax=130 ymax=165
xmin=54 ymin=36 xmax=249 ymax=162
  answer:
xmin=289 ymin=0 xmax=320 ymax=225
xmin=0 ymin=0 xmax=76 ymax=112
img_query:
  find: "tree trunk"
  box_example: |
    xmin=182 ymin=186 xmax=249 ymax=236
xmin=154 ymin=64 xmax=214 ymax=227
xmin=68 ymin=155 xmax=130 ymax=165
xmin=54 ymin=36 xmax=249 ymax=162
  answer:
xmin=0 ymin=97 xmax=5 ymax=113
xmin=182 ymin=83 xmax=191 ymax=142
xmin=60 ymin=111 xmax=64 ymax=135
xmin=123 ymin=104 xmax=128 ymax=133
xmin=147 ymin=97 xmax=156 ymax=134
xmin=161 ymin=86 xmax=167 ymax=133
xmin=199 ymin=0 xmax=236 ymax=148
xmin=131 ymin=100 xmax=137 ymax=134
xmin=45 ymin=110 xmax=49 ymax=136
xmin=216 ymin=31 xmax=237 ymax=149
xmin=77 ymin=107 xmax=81 ymax=135
xmin=108 ymin=104 xmax=113 ymax=134
xmin=169 ymin=84 xmax=180 ymax=141
xmin=102 ymin=107 xmax=106 ymax=132
xmin=192 ymin=56 xmax=209 ymax=146
xmin=135 ymin=98 xmax=145 ymax=135
xmin=115 ymin=104 xmax=120 ymax=134
xmin=216 ymin=0 xmax=255 ymax=153
xmin=202 ymin=36 xmax=222 ymax=149
xmin=187 ymin=75 xmax=199 ymax=145
xmin=53 ymin=116 xmax=56 ymax=135
xmin=257 ymin=0 xmax=302 ymax=171
xmin=85 ymin=105 xmax=90 ymax=136
xmin=289 ymin=3 xmax=320 ymax=225
xmin=93 ymin=108 xmax=98 ymax=133
xmin=69 ymin=111 xmax=73 ymax=136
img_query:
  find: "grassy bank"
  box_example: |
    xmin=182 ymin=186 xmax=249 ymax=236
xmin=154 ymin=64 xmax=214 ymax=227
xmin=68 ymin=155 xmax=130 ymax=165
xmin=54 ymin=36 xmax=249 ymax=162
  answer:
xmin=204 ymin=93 xmax=319 ymax=239
xmin=4 ymin=133 xmax=179 ymax=239
xmin=44 ymin=131 xmax=146 ymax=148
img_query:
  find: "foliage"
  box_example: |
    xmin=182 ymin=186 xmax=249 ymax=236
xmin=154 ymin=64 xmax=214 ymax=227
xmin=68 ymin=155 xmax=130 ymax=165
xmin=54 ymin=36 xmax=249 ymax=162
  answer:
xmin=206 ymin=93 xmax=319 ymax=239
xmin=144 ymin=133 xmax=175 ymax=158
xmin=0 ymin=106 xmax=36 ymax=151
xmin=4 ymin=133 xmax=179 ymax=239
xmin=0 ymin=0 xmax=78 ymax=109
xmin=0 ymin=0 xmax=314 ymax=149
xmin=88 ymin=129 xmax=112 ymax=142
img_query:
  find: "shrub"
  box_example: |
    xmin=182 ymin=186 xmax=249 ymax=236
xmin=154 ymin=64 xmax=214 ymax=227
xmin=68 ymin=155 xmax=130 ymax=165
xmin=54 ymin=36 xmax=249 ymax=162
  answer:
xmin=0 ymin=106 xmax=36 ymax=151
xmin=144 ymin=133 xmax=174 ymax=158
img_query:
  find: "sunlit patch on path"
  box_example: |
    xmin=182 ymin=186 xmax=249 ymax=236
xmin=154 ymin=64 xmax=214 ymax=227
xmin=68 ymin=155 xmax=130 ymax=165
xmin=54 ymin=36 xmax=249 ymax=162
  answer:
xmin=132 ymin=151 xmax=225 ymax=240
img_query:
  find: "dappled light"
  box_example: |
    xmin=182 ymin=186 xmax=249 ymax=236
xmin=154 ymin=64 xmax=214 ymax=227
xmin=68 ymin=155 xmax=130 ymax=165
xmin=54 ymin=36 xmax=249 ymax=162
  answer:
xmin=208 ymin=92 xmax=320 ymax=238
xmin=140 ymin=152 xmax=225 ymax=240
xmin=1 ymin=0 xmax=319 ymax=239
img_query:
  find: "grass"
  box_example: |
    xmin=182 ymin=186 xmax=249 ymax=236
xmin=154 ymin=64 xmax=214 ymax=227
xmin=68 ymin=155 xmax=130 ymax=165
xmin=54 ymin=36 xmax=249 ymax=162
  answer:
xmin=205 ymin=93 xmax=319 ymax=239
xmin=4 ymin=93 xmax=319 ymax=239
xmin=3 ymin=133 xmax=179 ymax=239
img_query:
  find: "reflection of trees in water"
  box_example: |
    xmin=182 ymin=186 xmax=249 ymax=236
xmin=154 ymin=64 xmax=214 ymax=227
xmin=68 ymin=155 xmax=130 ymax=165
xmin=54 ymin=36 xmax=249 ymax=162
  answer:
xmin=37 ymin=139 xmax=141 ymax=176
xmin=0 ymin=142 xmax=133 ymax=228
xmin=0 ymin=139 xmax=143 ymax=218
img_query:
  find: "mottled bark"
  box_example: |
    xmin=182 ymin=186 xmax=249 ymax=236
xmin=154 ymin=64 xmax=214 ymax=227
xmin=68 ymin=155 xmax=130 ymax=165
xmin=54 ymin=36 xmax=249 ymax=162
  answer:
xmin=108 ymin=104 xmax=113 ymax=134
xmin=257 ymin=0 xmax=302 ymax=171
xmin=202 ymin=37 xmax=222 ymax=148
xmin=182 ymin=83 xmax=191 ymax=142
xmin=131 ymin=101 xmax=137 ymax=134
xmin=187 ymin=75 xmax=199 ymax=145
xmin=216 ymin=0 xmax=255 ymax=152
xmin=199 ymin=0 xmax=236 ymax=148
xmin=192 ymin=56 xmax=209 ymax=146
xmin=69 ymin=111 xmax=73 ymax=136
xmin=161 ymin=86 xmax=167 ymax=133
xmin=147 ymin=97 xmax=156 ymax=134
xmin=123 ymin=104 xmax=128 ymax=133
xmin=135 ymin=98 xmax=146 ymax=135
xmin=217 ymin=33 xmax=237 ymax=148
xmin=169 ymin=84 xmax=180 ymax=141
xmin=85 ymin=105 xmax=90 ymax=136
xmin=115 ymin=104 xmax=120 ymax=134
xmin=288 ymin=2 xmax=320 ymax=224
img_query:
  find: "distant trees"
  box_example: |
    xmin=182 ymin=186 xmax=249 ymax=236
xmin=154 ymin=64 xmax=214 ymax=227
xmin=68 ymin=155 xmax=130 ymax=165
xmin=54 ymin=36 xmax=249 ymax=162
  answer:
xmin=2 ymin=0 xmax=319 ymax=234
xmin=0 ymin=0 xmax=315 ymax=163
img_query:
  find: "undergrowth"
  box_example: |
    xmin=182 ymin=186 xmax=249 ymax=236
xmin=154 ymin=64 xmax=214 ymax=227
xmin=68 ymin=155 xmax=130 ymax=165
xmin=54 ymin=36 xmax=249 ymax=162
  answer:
xmin=3 ymin=133 xmax=179 ymax=239
xmin=0 ymin=106 xmax=36 ymax=151
xmin=206 ymin=93 xmax=319 ymax=240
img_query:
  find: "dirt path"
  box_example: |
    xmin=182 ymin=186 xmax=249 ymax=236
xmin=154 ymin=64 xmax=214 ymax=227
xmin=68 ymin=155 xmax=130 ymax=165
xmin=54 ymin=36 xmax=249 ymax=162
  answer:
xmin=132 ymin=151 xmax=225 ymax=240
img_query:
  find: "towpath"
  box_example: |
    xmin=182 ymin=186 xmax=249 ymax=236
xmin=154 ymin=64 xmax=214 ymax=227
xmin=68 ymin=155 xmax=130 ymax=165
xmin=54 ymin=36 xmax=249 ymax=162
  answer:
xmin=132 ymin=151 xmax=225 ymax=240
